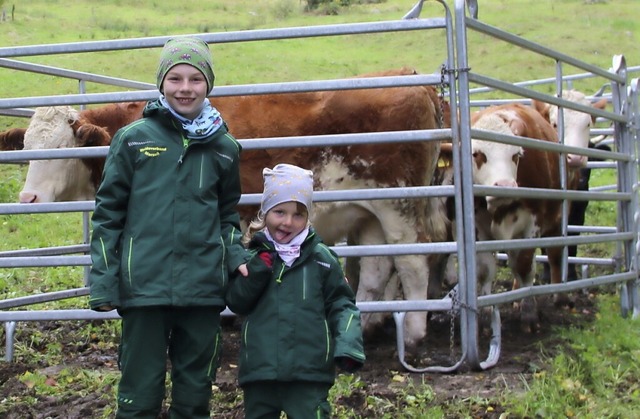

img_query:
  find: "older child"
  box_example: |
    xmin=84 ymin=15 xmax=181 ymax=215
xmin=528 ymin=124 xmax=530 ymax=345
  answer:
xmin=88 ymin=37 xmax=248 ymax=418
xmin=226 ymin=163 xmax=365 ymax=419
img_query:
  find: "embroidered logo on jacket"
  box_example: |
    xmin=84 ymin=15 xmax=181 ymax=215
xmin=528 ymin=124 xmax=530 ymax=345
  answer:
xmin=139 ymin=146 xmax=167 ymax=157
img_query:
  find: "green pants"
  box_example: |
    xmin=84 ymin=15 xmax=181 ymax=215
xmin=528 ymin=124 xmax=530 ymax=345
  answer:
xmin=115 ymin=306 xmax=223 ymax=419
xmin=243 ymin=380 xmax=332 ymax=419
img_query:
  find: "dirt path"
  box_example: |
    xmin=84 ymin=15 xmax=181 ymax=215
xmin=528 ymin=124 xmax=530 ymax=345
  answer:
xmin=0 ymin=291 xmax=597 ymax=418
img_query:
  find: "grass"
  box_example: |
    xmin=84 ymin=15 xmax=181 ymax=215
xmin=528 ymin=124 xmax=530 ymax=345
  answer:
xmin=1 ymin=0 xmax=640 ymax=417
xmin=506 ymin=293 xmax=640 ymax=418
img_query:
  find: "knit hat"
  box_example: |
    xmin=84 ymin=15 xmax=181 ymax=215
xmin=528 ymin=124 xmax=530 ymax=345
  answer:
xmin=261 ymin=164 xmax=314 ymax=215
xmin=156 ymin=37 xmax=215 ymax=94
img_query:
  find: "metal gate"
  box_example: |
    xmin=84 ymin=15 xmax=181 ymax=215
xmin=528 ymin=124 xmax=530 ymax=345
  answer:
xmin=0 ymin=0 xmax=638 ymax=372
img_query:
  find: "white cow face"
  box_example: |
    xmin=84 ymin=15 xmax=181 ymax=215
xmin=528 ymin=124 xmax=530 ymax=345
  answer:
xmin=471 ymin=112 xmax=524 ymax=211
xmin=19 ymin=106 xmax=95 ymax=203
xmin=546 ymin=90 xmax=607 ymax=168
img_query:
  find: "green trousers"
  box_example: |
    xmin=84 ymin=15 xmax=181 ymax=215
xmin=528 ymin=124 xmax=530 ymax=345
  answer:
xmin=115 ymin=306 xmax=222 ymax=419
xmin=243 ymin=380 xmax=332 ymax=419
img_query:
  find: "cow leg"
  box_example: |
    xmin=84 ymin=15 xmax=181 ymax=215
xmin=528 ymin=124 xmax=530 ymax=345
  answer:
xmin=391 ymin=253 xmax=429 ymax=352
xmin=541 ymin=252 xmax=551 ymax=285
xmin=477 ymin=251 xmax=497 ymax=297
xmin=546 ymin=245 xmax=574 ymax=308
xmin=474 ymin=203 xmax=497 ymax=297
xmin=356 ymin=254 xmax=395 ymax=338
xmin=508 ymin=248 xmax=539 ymax=333
xmin=427 ymin=253 xmax=451 ymax=299
xmin=346 ymin=217 xmax=396 ymax=340
xmin=344 ymin=234 xmax=360 ymax=295
xmin=567 ymin=198 xmax=590 ymax=282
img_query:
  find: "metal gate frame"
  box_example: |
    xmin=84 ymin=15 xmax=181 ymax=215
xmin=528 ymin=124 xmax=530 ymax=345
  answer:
xmin=0 ymin=0 xmax=638 ymax=372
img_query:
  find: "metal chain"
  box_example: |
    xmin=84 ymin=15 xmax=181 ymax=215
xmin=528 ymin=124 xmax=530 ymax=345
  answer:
xmin=447 ymin=284 xmax=481 ymax=361
xmin=448 ymin=286 xmax=458 ymax=360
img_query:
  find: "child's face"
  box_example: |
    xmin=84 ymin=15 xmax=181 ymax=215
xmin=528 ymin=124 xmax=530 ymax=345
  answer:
xmin=162 ymin=64 xmax=209 ymax=120
xmin=265 ymin=201 xmax=308 ymax=244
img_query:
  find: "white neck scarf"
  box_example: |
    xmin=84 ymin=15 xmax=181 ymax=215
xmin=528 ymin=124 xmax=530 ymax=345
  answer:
xmin=265 ymin=228 xmax=309 ymax=267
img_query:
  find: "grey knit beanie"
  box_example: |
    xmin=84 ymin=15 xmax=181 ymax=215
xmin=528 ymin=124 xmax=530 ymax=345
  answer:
xmin=156 ymin=36 xmax=215 ymax=93
xmin=261 ymin=164 xmax=314 ymax=215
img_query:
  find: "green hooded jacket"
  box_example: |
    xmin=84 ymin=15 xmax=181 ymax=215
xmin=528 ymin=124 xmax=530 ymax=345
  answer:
xmin=88 ymin=99 xmax=247 ymax=311
xmin=226 ymin=229 xmax=366 ymax=386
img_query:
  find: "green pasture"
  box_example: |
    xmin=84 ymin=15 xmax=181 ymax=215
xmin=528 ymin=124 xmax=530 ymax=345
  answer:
xmin=0 ymin=0 xmax=639 ymax=417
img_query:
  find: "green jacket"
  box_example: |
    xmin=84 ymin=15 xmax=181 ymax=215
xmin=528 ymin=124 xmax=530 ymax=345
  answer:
xmin=89 ymin=99 xmax=247 ymax=311
xmin=226 ymin=229 xmax=366 ymax=386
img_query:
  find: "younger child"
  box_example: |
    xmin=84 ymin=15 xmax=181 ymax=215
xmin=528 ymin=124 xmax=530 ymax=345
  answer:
xmin=226 ymin=163 xmax=365 ymax=419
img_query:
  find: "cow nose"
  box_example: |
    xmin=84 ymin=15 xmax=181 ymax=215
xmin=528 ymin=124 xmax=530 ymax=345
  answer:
xmin=493 ymin=179 xmax=518 ymax=188
xmin=19 ymin=192 xmax=38 ymax=203
xmin=567 ymin=154 xmax=587 ymax=168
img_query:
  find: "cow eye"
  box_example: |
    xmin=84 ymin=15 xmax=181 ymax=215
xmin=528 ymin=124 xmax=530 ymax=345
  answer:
xmin=512 ymin=152 xmax=522 ymax=164
xmin=473 ymin=151 xmax=487 ymax=165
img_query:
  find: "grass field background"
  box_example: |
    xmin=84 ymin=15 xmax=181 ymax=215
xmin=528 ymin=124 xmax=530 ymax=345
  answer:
xmin=0 ymin=1 xmax=639 ymax=416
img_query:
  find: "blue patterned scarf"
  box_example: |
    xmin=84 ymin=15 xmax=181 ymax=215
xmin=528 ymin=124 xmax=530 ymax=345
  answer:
xmin=159 ymin=96 xmax=223 ymax=140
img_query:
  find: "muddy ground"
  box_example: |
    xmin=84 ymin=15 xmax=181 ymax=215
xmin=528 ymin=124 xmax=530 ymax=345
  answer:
xmin=0 ymin=289 xmax=597 ymax=418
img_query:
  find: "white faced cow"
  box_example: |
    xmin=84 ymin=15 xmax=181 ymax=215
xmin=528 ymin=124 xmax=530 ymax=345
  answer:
xmin=7 ymin=67 xmax=448 ymax=353
xmin=468 ymin=103 xmax=570 ymax=331
xmin=533 ymin=89 xmax=607 ymax=168
xmin=533 ymin=91 xmax=609 ymax=283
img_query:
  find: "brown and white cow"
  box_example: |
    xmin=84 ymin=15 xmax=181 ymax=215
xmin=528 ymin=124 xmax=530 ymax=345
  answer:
xmin=18 ymin=103 xmax=144 ymax=202
xmin=342 ymin=93 xmax=607 ymax=335
xmin=6 ymin=67 xmax=447 ymax=352
xmin=533 ymin=91 xmax=609 ymax=283
xmin=469 ymin=103 xmax=567 ymax=330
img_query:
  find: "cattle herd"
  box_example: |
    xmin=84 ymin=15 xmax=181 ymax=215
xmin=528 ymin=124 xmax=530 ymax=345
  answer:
xmin=0 ymin=67 xmax=611 ymax=353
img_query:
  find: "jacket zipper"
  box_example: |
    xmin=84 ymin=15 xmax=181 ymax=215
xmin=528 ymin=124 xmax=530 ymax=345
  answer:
xmin=178 ymin=136 xmax=189 ymax=164
xmin=275 ymin=264 xmax=285 ymax=283
xmin=126 ymin=237 xmax=133 ymax=287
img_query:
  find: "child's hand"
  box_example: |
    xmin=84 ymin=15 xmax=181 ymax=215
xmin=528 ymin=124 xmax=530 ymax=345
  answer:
xmin=258 ymin=251 xmax=274 ymax=268
xmin=96 ymin=305 xmax=115 ymax=312
xmin=237 ymin=263 xmax=249 ymax=277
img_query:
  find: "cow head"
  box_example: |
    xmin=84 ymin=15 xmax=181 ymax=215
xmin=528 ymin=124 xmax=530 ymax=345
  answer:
xmin=470 ymin=110 xmax=524 ymax=211
xmin=19 ymin=106 xmax=110 ymax=203
xmin=0 ymin=128 xmax=27 ymax=151
xmin=533 ymin=90 xmax=607 ymax=168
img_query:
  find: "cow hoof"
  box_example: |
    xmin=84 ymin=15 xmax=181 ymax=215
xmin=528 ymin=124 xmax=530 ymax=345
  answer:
xmin=519 ymin=320 xmax=541 ymax=334
xmin=554 ymin=293 xmax=574 ymax=309
xmin=516 ymin=297 xmax=540 ymax=333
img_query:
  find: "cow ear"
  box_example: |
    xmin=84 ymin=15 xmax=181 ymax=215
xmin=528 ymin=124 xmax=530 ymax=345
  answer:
xmin=126 ymin=102 xmax=145 ymax=118
xmin=508 ymin=118 xmax=527 ymax=137
xmin=591 ymin=98 xmax=608 ymax=123
xmin=531 ymin=100 xmax=550 ymax=121
xmin=74 ymin=123 xmax=111 ymax=147
xmin=592 ymin=98 xmax=607 ymax=110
